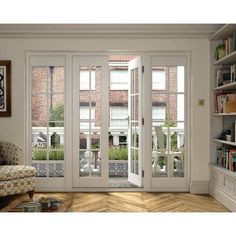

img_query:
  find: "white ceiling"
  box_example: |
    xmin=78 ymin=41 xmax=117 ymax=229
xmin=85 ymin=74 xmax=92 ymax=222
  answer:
xmin=0 ymin=24 xmax=223 ymax=38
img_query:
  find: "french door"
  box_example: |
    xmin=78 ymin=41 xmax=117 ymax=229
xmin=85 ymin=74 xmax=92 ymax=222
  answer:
xmin=72 ymin=56 xmax=109 ymax=187
xmin=128 ymin=57 xmax=143 ymax=187
xmin=150 ymin=55 xmax=189 ymax=190
xmin=72 ymin=55 xmax=144 ymax=188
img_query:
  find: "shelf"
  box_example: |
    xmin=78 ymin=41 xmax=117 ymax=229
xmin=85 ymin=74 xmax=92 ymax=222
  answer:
xmin=209 ymin=24 xmax=236 ymax=41
xmin=209 ymin=163 xmax=236 ymax=179
xmin=213 ymin=112 xmax=236 ymax=116
xmin=213 ymin=139 xmax=236 ymax=146
xmin=213 ymin=82 xmax=236 ymax=91
xmin=214 ymin=51 xmax=236 ymax=65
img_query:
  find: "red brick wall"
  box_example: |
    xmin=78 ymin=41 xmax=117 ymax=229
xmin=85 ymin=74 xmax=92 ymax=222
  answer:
xmin=31 ymin=65 xmax=178 ymax=126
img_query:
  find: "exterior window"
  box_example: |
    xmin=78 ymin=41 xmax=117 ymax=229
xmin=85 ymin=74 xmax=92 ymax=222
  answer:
xmin=110 ymin=106 xmax=128 ymax=127
xmin=152 ymin=69 xmax=166 ymax=90
xmin=80 ymin=105 xmax=95 ymax=128
xmin=152 ymin=105 xmax=165 ymax=124
xmin=80 ymin=70 xmax=95 ymax=90
xmin=110 ymin=70 xmax=128 ymax=90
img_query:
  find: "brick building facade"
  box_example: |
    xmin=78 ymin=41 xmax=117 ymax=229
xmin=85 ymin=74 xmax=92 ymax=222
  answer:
xmin=32 ymin=56 xmax=177 ymax=147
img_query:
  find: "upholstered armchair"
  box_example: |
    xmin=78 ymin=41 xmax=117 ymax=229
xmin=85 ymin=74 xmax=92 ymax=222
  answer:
xmin=0 ymin=141 xmax=36 ymax=199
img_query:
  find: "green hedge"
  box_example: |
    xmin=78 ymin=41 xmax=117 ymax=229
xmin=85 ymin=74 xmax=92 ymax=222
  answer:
xmin=109 ymin=147 xmax=128 ymax=160
xmin=33 ymin=149 xmax=64 ymax=161
xmin=33 ymin=147 xmax=129 ymax=161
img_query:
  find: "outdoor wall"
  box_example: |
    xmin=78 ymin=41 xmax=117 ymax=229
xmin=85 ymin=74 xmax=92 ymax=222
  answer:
xmin=0 ymin=37 xmax=209 ymax=192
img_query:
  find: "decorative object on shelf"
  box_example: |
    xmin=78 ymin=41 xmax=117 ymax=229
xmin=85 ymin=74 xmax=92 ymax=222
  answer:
xmin=214 ymin=43 xmax=225 ymax=60
xmin=0 ymin=60 xmax=11 ymax=117
xmin=215 ymin=66 xmax=231 ymax=87
xmin=218 ymin=129 xmax=231 ymax=141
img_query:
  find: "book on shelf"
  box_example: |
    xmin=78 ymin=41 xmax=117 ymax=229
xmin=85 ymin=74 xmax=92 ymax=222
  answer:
xmin=216 ymin=146 xmax=236 ymax=172
xmin=214 ymin=93 xmax=236 ymax=113
xmin=233 ymin=32 xmax=236 ymax=52
xmin=223 ymin=34 xmax=236 ymax=56
xmin=230 ymin=63 xmax=236 ymax=82
xmin=229 ymin=150 xmax=236 ymax=171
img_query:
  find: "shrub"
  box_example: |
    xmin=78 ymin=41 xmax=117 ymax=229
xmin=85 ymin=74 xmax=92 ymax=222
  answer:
xmin=33 ymin=148 xmax=64 ymax=161
xmin=109 ymin=147 xmax=128 ymax=160
xmin=33 ymin=149 xmax=47 ymax=160
xmin=49 ymin=150 xmax=64 ymax=160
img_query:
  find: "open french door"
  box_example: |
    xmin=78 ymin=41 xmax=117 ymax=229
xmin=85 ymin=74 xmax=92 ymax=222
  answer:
xmin=72 ymin=56 xmax=109 ymax=188
xmin=128 ymin=56 xmax=143 ymax=187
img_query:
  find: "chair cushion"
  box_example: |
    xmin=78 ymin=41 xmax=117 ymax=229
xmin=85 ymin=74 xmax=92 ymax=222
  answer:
xmin=0 ymin=165 xmax=37 ymax=181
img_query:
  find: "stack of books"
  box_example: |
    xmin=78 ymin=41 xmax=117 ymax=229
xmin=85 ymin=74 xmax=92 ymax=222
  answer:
xmin=217 ymin=146 xmax=236 ymax=171
xmin=214 ymin=93 xmax=236 ymax=113
xmin=223 ymin=32 xmax=236 ymax=56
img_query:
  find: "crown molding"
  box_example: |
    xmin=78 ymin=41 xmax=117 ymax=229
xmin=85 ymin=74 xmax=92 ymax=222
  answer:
xmin=0 ymin=24 xmax=223 ymax=39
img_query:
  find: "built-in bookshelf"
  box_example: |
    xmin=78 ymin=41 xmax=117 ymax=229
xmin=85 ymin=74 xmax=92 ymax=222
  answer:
xmin=209 ymin=24 xmax=236 ymax=212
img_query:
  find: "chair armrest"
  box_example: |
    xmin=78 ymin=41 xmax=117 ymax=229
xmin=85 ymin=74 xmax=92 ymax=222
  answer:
xmin=0 ymin=141 xmax=21 ymax=165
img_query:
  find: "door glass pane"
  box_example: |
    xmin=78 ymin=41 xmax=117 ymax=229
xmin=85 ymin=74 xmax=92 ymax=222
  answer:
xmin=131 ymin=122 xmax=139 ymax=148
xmin=32 ymin=66 xmax=48 ymax=93
xmin=91 ymin=150 xmax=101 ymax=177
xmin=49 ymin=66 xmax=64 ymax=93
xmin=131 ymin=148 xmax=139 ymax=175
xmin=32 ymin=95 xmax=48 ymax=123
xmin=49 ymin=94 xmax=64 ymax=122
xmin=152 ymin=152 xmax=167 ymax=177
xmin=80 ymin=151 xmax=89 ymax=177
xmin=169 ymin=66 xmax=185 ymax=93
xmin=91 ymin=131 xmax=100 ymax=150
xmin=131 ymin=68 xmax=139 ymax=94
xmin=172 ymin=154 xmax=184 ymax=177
xmin=152 ymin=65 xmax=185 ymax=178
xmin=131 ymin=95 xmax=139 ymax=121
xmin=169 ymin=94 xmax=184 ymax=122
xmin=152 ymin=67 xmax=167 ymax=90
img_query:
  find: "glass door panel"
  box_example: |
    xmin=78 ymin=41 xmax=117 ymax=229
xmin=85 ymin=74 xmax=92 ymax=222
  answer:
xmin=151 ymin=55 xmax=188 ymax=190
xmin=73 ymin=56 xmax=109 ymax=187
xmin=128 ymin=56 xmax=143 ymax=187
xmin=31 ymin=65 xmax=65 ymax=180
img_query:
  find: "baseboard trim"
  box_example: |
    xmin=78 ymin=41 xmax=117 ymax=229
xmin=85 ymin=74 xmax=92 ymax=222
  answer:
xmin=209 ymin=183 xmax=236 ymax=212
xmin=190 ymin=180 xmax=209 ymax=194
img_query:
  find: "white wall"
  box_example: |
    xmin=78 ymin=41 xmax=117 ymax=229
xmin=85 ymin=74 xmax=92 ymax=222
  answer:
xmin=0 ymin=37 xmax=209 ymax=191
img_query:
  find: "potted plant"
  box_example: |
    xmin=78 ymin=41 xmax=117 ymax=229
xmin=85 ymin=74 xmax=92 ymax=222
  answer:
xmin=215 ymin=43 xmax=225 ymax=60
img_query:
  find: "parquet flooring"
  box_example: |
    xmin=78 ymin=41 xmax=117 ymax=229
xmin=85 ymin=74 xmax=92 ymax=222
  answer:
xmin=1 ymin=192 xmax=230 ymax=212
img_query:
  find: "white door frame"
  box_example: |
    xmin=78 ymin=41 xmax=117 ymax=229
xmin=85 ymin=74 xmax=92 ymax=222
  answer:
xmin=25 ymin=51 xmax=191 ymax=192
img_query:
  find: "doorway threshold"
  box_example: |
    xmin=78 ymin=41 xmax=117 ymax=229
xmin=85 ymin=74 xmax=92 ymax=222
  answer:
xmin=109 ymin=177 xmax=138 ymax=188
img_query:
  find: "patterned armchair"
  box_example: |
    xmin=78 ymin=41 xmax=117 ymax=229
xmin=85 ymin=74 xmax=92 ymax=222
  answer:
xmin=0 ymin=141 xmax=36 ymax=199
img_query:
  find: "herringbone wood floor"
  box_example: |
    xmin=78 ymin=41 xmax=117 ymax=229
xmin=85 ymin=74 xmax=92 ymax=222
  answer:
xmin=1 ymin=192 xmax=229 ymax=212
